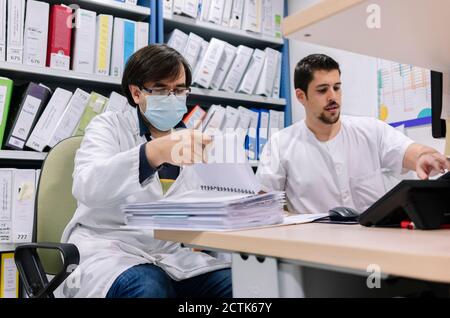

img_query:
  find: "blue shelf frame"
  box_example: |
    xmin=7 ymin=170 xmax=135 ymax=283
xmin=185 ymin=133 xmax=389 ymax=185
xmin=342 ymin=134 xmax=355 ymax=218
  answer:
xmin=151 ymin=0 xmax=292 ymax=127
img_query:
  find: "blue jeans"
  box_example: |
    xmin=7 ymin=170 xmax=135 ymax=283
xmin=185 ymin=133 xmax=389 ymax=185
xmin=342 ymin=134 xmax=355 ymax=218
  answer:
xmin=106 ymin=264 xmax=232 ymax=298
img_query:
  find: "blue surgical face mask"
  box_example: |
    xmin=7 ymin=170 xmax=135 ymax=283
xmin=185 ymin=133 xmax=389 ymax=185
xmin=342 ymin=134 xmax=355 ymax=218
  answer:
xmin=142 ymin=94 xmax=187 ymax=131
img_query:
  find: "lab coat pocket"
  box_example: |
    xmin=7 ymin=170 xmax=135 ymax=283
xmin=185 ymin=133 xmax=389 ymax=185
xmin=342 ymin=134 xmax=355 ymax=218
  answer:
xmin=156 ymin=248 xmax=230 ymax=281
xmin=349 ymin=170 xmax=386 ymax=213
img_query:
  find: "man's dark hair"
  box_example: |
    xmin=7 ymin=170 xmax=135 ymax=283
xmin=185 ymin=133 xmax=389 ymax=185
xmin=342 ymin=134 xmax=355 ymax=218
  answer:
xmin=294 ymin=54 xmax=341 ymax=96
xmin=122 ymin=44 xmax=192 ymax=107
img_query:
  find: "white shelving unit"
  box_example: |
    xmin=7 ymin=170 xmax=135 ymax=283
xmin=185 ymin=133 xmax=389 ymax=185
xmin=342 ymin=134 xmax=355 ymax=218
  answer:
xmin=190 ymin=87 xmax=286 ymax=108
xmin=0 ymin=150 xmax=47 ymax=161
xmin=0 ymin=61 xmax=121 ymax=88
xmin=165 ymin=14 xmax=283 ymax=48
xmin=46 ymin=0 xmax=151 ymax=20
xmin=0 ymin=243 xmax=17 ymax=252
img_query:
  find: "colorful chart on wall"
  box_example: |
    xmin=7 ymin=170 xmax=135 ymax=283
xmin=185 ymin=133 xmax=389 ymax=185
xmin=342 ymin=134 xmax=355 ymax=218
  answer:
xmin=378 ymin=59 xmax=432 ymax=127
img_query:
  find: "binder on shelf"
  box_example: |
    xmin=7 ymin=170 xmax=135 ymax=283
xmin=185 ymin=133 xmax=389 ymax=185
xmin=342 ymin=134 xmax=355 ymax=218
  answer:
xmin=193 ymin=38 xmax=226 ymax=89
xmin=123 ymin=20 xmax=136 ymax=66
xmin=72 ymin=8 xmax=97 ymax=74
xmin=221 ymin=45 xmax=253 ymax=93
xmin=47 ymin=4 xmax=72 ymax=70
xmin=173 ymin=0 xmax=183 ymax=14
xmin=0 ymin=169 xmax=36 ymax=244
xmin=272 ymin=0 xmax=284 ymax=38
xmin=11 ymin=169 xmax=36 ymax=243
xmin=221 ymin=0 xmax=233 ymax=27
xmin=236 ymin=106 xmax=252 ymax=143
xmin=207 ymin=0 xmax=225 ymax=25
xmin=183 ymin=105 xmax=206 ymax=129
xmin=199 ymin=0 xmax=211 ymax=22
xmin=103 ymin=91 xmax=129 ymax=113
xmin=261 ymin=0 xmax=274 ymax=37
xmin=5 ymin=83 xmax=51 ymax=150
xmin=163 ymin=0 xmax=174 ymax=19
xmin=257 ymin=109 xmax=269 ymax=159
xmin=238 ymin=49 xmax=265 ymax=95
xmin=181 ymin=0 xmax=199 ymax=19
xmin=48 ymin=88 xmax=90 ymax=148
xmin=23 ymin=0 xmax=49 ymax=67
xmin=242 ymin=0 xmax=262 ymax=34
xmin=268 ymin=109 xmax=282 ymax=139
xmin=224 ymin=106 xmax=239 ymax=131
xmin=0 ymin=78 xmax=13 ymax=147
xmin=255 ymin=47 xmax=279 ymax=97
xmin=272 ymin=51 xmax=282 ymax=98
xmin=135 ymin=21 xmax=149 ymax=51
xmin=202 ymin=105 xmax=225 ymax=134
xmin=26 ymin=88 xmax=73 ymax=152
xmin=167 ymin=29 xmax=189 ymax=57
xmin=7 ymin=0 xmax=25 ymax=64
xmin=183 ymin=32 xmax=204 ymax=71
xmin=229 ymin=0 xmax=244 ymax=29
xmin=193 ymin=40 xmax=209 ymax=80
xmin=73 ymin=92 xmax=108 ymax=136
xmin=0 ymin=0 xmax=6 ymax=61
xmin=0 ymin=169 xmax=12 ymax=244
xmin=0 ymin=252 xmax=19 ymax=298
xmin=110 ymin=17 xmax=124 ymax=77
xmin=242 ymin=107 xmax=259 ymax=161
xmin=95 ymin=14 xmax=113 ymax=76
xmin=210 ymin=43 xmax=236 ymax=91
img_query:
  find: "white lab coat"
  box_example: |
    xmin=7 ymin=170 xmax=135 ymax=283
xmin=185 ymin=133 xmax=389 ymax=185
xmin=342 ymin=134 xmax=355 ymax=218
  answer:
xmin=58 ymin=109 xmax=230 ymax=298
xmin=256 ymin=116 xmax=414 ymax=214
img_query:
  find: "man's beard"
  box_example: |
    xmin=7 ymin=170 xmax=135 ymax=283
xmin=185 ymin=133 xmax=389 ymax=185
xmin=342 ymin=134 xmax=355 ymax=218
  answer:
xmin=318 ymin=102 xmax=340 ymax=124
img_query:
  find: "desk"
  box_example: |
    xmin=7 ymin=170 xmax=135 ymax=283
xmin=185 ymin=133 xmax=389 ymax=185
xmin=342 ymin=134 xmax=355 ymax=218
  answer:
xmin=155 ymin=223 xmax=450 ymax=297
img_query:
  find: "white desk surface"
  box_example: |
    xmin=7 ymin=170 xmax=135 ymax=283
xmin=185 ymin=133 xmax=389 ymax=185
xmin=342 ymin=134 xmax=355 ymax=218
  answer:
xmin=155 ymin=223 xmax=450 ymax=284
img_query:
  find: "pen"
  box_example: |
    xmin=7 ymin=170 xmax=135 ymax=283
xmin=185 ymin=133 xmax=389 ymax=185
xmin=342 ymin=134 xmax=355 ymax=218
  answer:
xmin=400 ymin=220 xmax=450 ymax=230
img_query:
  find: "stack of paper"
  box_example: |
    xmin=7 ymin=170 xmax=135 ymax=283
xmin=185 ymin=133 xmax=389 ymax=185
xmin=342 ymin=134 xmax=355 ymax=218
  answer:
xmin=122 ymin=191 xmax=285 ymax=231
xmin=122 ymin=161 xmax=285 ymax=231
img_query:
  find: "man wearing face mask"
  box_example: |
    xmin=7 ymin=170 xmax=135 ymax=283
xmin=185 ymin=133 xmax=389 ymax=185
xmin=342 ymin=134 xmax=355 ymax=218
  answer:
xmin=59 ymin=44 xmax=232 ymax=298
xmin=256 ymin=54 xmax=450 ymax=215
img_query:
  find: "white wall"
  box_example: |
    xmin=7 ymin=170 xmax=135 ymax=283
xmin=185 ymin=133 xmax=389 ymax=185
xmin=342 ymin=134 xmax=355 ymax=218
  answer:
xmin=287 ymin=0 xmax=445 ymax=153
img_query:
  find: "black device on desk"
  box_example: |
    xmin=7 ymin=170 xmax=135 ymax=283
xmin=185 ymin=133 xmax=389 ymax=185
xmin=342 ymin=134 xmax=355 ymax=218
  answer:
xmin=358 ymin=172 xmax=450 ymax=229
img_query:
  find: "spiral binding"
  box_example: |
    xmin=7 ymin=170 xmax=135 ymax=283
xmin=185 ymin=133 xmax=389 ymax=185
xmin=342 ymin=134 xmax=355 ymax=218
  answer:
xmin=200 ymin=185 xmax=255 ymax=194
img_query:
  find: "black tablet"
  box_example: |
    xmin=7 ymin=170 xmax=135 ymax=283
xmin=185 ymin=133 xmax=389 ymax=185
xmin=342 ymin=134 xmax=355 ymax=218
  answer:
xmin=358 ymin=172 xmax=450 ymax=229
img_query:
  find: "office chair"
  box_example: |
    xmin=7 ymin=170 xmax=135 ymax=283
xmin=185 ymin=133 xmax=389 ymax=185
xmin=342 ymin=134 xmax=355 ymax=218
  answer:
xmin=14 ymin=136 xmax=83 ymax=298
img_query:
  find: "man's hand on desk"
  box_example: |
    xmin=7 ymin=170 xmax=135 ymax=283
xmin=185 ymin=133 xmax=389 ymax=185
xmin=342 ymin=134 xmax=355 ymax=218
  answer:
xmin=416 ymin=152 xmax=450 ymax=180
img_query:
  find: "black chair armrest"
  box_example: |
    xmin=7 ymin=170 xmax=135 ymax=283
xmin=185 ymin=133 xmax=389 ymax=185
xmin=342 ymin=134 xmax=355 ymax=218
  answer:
xmin=14 ymin=243 xmax=80 ymax=298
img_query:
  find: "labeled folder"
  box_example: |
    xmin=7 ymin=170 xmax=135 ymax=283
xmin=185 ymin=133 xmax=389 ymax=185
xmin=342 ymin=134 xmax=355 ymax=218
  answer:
xmin=0 ymin=78 xmax=14 ymax=147
xmin=210 ymin=43 xmax=237 ymax=91
xmin=73 ymin=92 xmax=108 ymax=136
xmin=257 ymin=109 xmax=269 ymax=159
xmin=48 ymin=88 xmax=90 ymax=148
xmin=26 ymin=88 xmax=73 ymax=152
xmin=5 ymin=83 xmax=52 ymax=150
xmin=103 ymin=91 xmax=129 ymax=113
xmin=221 ymin=45 xmax=253 ymax=93
xmin=47 ymin=4 xmax=72 ymax=70
xmin=0 ymin=0 xmax=6 ymax=61
xmin=23 ymin=0 xmax=49 ymax=67
xmin=183 ymin=105 xmax=206 ymax=129
xmin=0 ymin=252 xmax=19 ymax=298
xmin=255 ymin=47 xmax=279 ymax=97
xmin=135 ymin=22 xmax=149 ymax=51
xmin=193 ymin=38 xmax=226 ymax=89
xmin=7 ymin=0 xmax=25 ymax=63
xmin=95 ymin=15 xmax=113 ymax=76
xmin=72 ymin=8 xmax=97 ymax=74
xmin=238 ymin=49 xmax=265 ymax=95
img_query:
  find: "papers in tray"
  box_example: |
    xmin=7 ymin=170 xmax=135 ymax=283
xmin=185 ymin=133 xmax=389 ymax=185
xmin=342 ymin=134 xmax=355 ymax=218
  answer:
xmin=122 ymin=191 xmax=286 ymax=231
